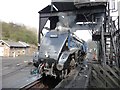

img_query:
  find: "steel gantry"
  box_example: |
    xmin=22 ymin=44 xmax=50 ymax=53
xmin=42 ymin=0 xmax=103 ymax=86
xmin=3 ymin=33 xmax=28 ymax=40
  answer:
xmin=38 ymin=0 xmax=119 ymax=67
xmin=37 ymin=0 xmax=120 ymax=88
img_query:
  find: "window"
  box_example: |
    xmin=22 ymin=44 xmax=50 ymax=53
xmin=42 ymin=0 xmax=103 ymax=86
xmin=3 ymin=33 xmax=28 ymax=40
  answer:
xmin=111 ymin=0 xmax=118 ymax=11
xmin=23 ymin=50 xmax=25 ymax=54
xmin=112 ymin=0 xmax=115 ymax=10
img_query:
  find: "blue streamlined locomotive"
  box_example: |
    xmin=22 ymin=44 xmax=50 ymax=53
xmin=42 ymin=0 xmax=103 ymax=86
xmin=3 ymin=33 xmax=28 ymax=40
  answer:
xmin=33 ymin=28 xmax=87 ymax=78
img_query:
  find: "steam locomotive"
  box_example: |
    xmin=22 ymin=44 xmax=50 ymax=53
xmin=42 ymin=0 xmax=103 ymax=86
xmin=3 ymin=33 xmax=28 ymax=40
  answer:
xmin=33 ymin=28 xmax=87 ymax=78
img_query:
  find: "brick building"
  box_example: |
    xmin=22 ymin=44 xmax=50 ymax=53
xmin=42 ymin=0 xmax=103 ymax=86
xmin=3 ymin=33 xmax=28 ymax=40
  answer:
xmin=0 ymin=40 xmax=30 ymax=57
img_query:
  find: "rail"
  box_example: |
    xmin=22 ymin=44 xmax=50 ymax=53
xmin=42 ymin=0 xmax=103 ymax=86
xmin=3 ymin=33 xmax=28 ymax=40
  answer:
xmin=20 ymin=77 xmax=42 ymax=90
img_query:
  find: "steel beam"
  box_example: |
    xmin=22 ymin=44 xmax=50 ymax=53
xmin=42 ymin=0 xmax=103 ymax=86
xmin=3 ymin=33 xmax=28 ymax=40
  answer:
xmin=40 ymin=8 xmax=106 ymax=18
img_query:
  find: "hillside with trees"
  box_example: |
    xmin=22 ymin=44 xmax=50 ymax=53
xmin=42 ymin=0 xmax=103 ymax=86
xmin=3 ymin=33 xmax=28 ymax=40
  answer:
xmin=1 ymin=21 xmax=37 ymax=45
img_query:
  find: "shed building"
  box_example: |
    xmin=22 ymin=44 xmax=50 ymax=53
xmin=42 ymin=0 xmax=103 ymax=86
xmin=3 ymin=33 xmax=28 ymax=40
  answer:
xmin=0 ymin=40 xmax=30 ymax=57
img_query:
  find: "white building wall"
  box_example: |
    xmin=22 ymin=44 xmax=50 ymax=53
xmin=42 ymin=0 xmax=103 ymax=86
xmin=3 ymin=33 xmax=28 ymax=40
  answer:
xmin=109 ymin=0 xmax=118 ymax=21
xmin=0 ymin=47 xmax=4 ymax=56
xmin=118 ymin=1 xmax=120 ymax=27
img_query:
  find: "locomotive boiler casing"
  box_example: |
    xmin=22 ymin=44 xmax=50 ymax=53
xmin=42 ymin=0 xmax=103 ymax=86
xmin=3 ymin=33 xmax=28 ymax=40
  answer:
xmin=39 ymin=30 xmax=68 ymax=62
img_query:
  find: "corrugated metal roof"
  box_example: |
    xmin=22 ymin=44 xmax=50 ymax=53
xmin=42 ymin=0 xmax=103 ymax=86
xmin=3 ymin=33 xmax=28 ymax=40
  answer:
xmin=19 ymin=41 xmax=30 ymax=47
xmin=0 ymin=40 xmax=29 ymax=48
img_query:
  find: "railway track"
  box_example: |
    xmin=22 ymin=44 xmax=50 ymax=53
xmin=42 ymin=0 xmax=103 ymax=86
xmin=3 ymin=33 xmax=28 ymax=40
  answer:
xmin=20 ymin=78 xmax=43 ymax=89
xmin=20 ymin=66 xmax=85 ymax=89
xmin=20 ymin=75 xmax=62 ymax=90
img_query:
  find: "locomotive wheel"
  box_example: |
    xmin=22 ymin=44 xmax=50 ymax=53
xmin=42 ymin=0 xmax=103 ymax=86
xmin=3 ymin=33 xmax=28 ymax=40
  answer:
xmin=64 ymin=69 xmax=68 ymax=78
xmin=61 ymin=69 xmax=68 ymax=79
xmin=70 ymin=58 xmax=76 ymax=69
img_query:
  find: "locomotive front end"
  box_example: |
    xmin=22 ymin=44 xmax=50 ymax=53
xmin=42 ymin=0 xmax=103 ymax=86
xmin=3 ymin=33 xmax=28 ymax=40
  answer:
xmin=35 ymin=30 xmax=69 ymax=77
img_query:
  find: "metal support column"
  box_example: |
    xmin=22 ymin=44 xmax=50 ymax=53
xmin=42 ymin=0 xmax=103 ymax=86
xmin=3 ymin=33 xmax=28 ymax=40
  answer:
xmin=38 ymin=14 xmax=41 ymax=50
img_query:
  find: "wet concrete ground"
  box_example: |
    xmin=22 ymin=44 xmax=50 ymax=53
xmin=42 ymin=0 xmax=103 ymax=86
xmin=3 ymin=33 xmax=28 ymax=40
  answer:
xmin=2 ymin=56 xmax=33 ymax=76
xmin=1 ymin=56 xmax=40 ymax=88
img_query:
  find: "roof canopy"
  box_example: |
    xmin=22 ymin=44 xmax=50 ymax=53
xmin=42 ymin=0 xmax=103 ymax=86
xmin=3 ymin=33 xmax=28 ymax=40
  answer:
xmin=38 ymin=1 xmax=107 ymax=14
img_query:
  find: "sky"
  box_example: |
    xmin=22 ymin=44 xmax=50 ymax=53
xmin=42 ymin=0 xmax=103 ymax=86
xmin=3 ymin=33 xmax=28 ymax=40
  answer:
xmin=1 ymin=0 xmax=118 ymax=41
xmin=0 ymin=0 xmax=51 ymax=28
xmin=0 ymin=0 xmax=92 ymax=41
